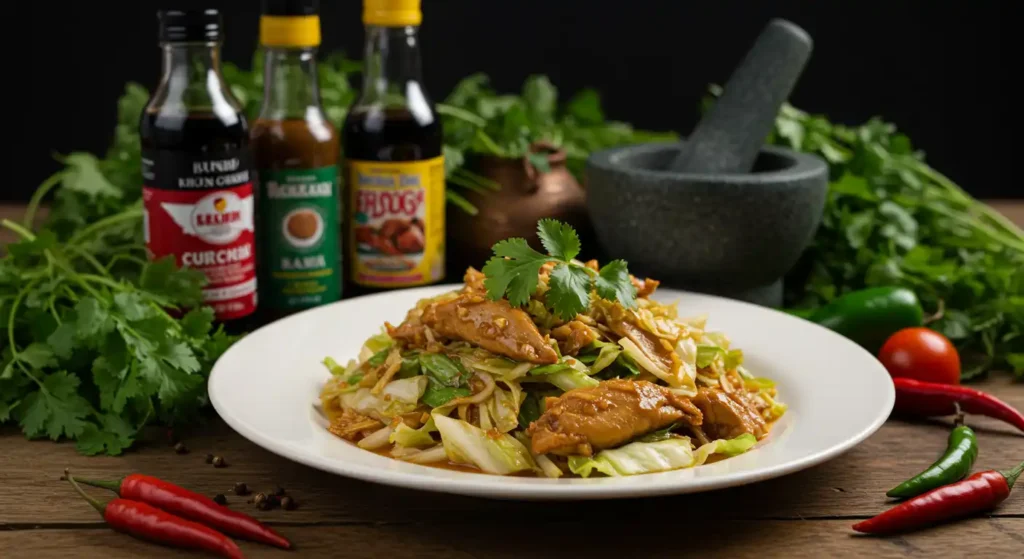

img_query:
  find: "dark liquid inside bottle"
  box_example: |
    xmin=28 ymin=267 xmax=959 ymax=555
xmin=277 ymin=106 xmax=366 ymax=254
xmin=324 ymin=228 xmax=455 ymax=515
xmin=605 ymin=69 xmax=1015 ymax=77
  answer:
xmin=343 ymin=107 xmax=442 ymax=162
xmin=342 ymin=107 xmax=443 ymax=296
xmin=141 ymin=110 xmax=249 ymax=156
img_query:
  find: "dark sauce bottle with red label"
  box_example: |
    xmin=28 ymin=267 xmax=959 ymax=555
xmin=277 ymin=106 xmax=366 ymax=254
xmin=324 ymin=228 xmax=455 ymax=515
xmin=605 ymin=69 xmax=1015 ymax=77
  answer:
xmin=140 ymin=9 xmax=259 ymax=333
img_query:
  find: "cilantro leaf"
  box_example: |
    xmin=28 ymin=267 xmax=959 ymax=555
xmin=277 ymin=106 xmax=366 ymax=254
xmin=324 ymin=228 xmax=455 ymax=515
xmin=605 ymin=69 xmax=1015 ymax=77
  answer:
xmin=140 ymin=256 xmax=206 ymax=308
xmin=492 ymin=237 xmax=549 ymax=262
xmin=16 ymin=372 xmax=91 ymax=440
xmin=155 ymin=341 xmax=201 ymax=374
xmin=180 ymin=307 xmax=214 ymax=339
xmin=595 ymin=260 xmax=637 ymax=308
xmin=547 ymin=263 xmax=591 ymax=320
xmin=60 ymin=153 xmax=122 ymax=198
xmin=482 ymin=238 xmax=551 ymax=307
xmin=537 ymin=219 xmax=580 ymax=262
xmin=76 ymin=414 xmax=135 ymax=456
xmin=47 ymin=323 xmax=78 ymax=360
xmin=76 ymin=298 xmax=114 ymax=338
xmin=113 ymin=292 xmax=150 ymax=321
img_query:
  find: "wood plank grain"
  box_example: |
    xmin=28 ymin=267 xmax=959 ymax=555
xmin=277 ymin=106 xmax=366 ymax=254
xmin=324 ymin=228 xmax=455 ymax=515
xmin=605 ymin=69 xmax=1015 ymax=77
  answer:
xmin=2 ymin=376 xmax=1020 ymax=525
xmin=2 ymin=519 xmax=1021 ymax=559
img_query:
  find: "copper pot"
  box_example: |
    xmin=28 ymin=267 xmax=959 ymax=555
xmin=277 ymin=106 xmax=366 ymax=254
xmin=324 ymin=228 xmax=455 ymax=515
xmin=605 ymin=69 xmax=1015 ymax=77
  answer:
xmin=446 ymin=142 xmax=594 ymax=274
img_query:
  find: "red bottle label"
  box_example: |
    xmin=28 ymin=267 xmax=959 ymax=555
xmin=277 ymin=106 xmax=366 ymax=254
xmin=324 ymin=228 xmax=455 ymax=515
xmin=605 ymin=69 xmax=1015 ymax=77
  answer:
xmin=142 ymin=149 xmax=257 ymax=321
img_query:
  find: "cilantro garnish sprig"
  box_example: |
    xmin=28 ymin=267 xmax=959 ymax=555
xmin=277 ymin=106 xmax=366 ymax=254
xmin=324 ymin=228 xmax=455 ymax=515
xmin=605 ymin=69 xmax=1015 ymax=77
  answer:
xmin=482 ymin=219 xmax=637 ymax=320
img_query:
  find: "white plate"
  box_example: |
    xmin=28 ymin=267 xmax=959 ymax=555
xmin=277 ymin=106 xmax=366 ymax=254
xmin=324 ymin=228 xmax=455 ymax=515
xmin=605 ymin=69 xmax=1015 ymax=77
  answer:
xmin=209 ymin=285 xmax=894 ymax=500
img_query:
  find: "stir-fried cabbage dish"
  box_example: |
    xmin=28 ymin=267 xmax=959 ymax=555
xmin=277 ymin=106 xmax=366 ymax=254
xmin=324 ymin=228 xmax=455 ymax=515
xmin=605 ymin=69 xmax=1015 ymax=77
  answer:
xmin=318 ymin=262 xmax=786 ymax=478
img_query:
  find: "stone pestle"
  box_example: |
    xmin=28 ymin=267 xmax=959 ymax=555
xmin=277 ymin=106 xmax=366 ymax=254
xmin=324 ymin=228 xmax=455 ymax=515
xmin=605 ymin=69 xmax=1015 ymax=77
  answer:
xmin=667 ymin=18 xmax=813 ymax=174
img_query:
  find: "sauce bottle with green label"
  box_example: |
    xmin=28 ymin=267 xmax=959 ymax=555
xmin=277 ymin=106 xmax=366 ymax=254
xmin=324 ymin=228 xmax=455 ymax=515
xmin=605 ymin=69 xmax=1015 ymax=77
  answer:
xmin=343 ymin=0 xmax=445 ymax=294
xmin=252 ymin=0 xmax=342 ymax=319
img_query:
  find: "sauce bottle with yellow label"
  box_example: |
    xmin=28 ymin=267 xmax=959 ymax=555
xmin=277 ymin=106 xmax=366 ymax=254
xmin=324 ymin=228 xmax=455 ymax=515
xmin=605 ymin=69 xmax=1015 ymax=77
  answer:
xmin=343 ymin=0 xmax=445 ymax=293
xmin=252 ymin=0 xmax=342 ymax=319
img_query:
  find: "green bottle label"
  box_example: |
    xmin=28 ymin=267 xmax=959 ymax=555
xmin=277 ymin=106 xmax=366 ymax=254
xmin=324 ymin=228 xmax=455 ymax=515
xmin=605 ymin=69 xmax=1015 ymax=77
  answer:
xmin=258 ymin=165 xmax=341 ymax=310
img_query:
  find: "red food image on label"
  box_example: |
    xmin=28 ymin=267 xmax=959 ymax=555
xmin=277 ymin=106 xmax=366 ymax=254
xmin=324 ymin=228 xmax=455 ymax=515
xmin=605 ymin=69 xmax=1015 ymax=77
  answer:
xmin=143 ymin=184 xmax=257 ymax=320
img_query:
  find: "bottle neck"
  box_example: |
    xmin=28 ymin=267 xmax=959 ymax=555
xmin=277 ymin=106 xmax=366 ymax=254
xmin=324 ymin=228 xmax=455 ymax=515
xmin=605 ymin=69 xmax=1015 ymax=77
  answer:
xmin=360 ymin=25 xmax=424 ymax=104
xmin=156 ymin=42 xmax=240 ymax=118
xmin=259 ymin=47 xmax=324 ymax=121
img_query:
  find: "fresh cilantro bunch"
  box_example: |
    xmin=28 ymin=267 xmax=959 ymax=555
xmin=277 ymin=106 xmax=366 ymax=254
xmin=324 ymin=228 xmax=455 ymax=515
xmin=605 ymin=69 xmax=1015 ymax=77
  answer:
xmin=482 ymin=219 xmax=636 ymax=320
xmin=0 ymin=216 xmax=237 ymax=455
xmin=734 ymin=92 xmax=1024 ymax=379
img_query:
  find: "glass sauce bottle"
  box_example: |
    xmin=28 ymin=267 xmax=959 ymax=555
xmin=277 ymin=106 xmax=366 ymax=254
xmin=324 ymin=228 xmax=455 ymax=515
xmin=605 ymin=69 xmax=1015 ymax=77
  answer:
xmin=252 ymin=0 xmax=342 ymax=321
xmin=140 ymin=9 xmax=258 ymax=333
xmin=343 ymin=0 xmax=445 ymax=295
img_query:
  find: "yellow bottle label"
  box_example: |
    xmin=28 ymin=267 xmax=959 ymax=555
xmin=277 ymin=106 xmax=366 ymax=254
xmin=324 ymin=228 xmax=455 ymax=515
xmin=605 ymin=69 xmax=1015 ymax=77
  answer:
xmin=347 ymin=156 xmax=445 ymax=287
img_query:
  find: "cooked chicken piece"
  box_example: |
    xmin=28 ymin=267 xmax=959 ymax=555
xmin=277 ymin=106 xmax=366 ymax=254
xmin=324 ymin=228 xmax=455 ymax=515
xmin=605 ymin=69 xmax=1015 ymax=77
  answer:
xmin=387 ymin=307 xmax=430 ymax=348
xmin=421 ymin=293 xmax=558 ymax=364
xmin=527 ymin=379 xmax=703 ymax=456
xmin=693 ymin=388 xmax=767 ymax=440
xmin=463 ymin=267 xmax=487 ymax=294
xmin=631 ymin=275 xmax=660 ymax=298
xmin=551 ymin=320 xmax=596 ymax=356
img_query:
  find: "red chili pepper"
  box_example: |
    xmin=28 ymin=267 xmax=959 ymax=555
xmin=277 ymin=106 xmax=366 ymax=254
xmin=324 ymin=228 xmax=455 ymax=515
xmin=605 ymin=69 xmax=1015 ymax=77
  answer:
xmin=75 ymin=473 xmax=290 ymax=550
xmin=892 ymin=377 xmax=1024 ymax=434
xmin=853 ymin=460 xmax=1024 ymax=535
xmin=65 ymin=470 xmax=244 ymax=559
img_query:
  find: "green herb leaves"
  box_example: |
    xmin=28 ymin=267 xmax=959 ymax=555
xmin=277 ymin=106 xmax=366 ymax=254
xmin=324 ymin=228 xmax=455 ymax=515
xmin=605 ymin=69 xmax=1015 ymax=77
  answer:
xmin=752 ymin=92 xmax=1024 ymax=380
xmin=418 ymin=353 xmax=472 ymax=408
xmin=483 ymin=219 xmax=637 ymax=320
xmin=482 ymin=239 xmax=550 ymax=307
xmin=1 ymin=211 xmax=237 ymax=455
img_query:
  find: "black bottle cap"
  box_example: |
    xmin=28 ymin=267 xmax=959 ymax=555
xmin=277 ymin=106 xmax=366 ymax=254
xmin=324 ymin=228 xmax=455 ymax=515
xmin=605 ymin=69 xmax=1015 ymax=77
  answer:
xmin=262 ymin=0 xmax=319 ymax=17
xmin=158 ymin=9 xmax=222 ymax=42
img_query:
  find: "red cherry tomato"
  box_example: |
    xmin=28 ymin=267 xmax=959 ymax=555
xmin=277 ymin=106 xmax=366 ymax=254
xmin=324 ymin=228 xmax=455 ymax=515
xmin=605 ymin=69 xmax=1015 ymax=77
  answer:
xmin=878 ymin=327 xmax=961 ymax=385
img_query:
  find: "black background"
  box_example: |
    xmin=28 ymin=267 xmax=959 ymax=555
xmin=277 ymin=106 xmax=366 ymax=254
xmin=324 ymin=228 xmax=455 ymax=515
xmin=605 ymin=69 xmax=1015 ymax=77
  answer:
xmin=14 ymin=0 xmax=1014 ymax=201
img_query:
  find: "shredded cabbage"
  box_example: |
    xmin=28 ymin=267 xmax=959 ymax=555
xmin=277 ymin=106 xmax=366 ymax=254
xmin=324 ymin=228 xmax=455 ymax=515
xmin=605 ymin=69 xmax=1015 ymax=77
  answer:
xmin=675 ymin=337 xmax=699 ymax=384
xmin=340 ymin=376 xmax=427 ymax=420
xmin=696 ymin=345 xmax=725 ymax=369
xmin=526 ymin=367 xmax=599 ymax=391
xmin=589 ymin=341 xmax=622 ymax=374
xmin=568 ymin=438 xmax=695 ymax=477
xmin=359 ymin=331 xmax=394 ymax=362
xmin=619 ymin=338 xmax=696 ymax=393
xmin=568 ymin=433 xmax=758 ymax=477
xmin=432 ymin=414 xmax=537 ymax=475
xmin=480 ymin=384 xmax=521 ymax=433
xmin=390 ymin=417 xmax=437 ymax=448
xmin=692 ymin=433 xmax=758 ymax=465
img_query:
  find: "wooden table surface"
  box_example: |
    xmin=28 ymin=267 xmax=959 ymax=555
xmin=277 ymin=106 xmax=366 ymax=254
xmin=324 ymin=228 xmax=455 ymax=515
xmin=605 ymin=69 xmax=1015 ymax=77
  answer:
xmin=2 ymin=202 xmax=1023 ymax=558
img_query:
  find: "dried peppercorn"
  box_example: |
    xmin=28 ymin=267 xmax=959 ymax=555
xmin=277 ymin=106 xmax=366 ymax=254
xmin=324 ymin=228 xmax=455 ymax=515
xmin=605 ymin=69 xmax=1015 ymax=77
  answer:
xmin=213 ymin=494 xmax=227 ymax=506
xmin=233 ymin=483 xmax=249 ymax=496
xmin=281 ymin=496 xmax=297 ymax=511
xmin=173 ymin=442 xmax=189 ymax=454
xmin=212 ymin=456 xmax=227 ymax=468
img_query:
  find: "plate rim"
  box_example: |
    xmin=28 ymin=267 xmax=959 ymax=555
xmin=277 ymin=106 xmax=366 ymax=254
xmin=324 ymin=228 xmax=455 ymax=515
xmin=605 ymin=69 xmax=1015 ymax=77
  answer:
xmin=209 ymin=284 xmax=895 ymax=501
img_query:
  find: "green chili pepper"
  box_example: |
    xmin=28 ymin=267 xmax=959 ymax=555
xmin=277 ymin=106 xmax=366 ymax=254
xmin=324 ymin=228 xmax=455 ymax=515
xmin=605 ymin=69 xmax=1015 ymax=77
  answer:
xmin=886 ymin=412 xmax=978 ymax=499
xmin=806 ymin=286 xmax=923 ymax=353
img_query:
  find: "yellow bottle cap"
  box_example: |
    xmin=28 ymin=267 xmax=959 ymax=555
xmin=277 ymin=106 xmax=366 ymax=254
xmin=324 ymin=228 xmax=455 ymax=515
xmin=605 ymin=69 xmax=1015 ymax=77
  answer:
xmin=363 ymin=0 xmax=422 ymax=27
xmin=260 ymin=15 xmax=322 ymax=47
